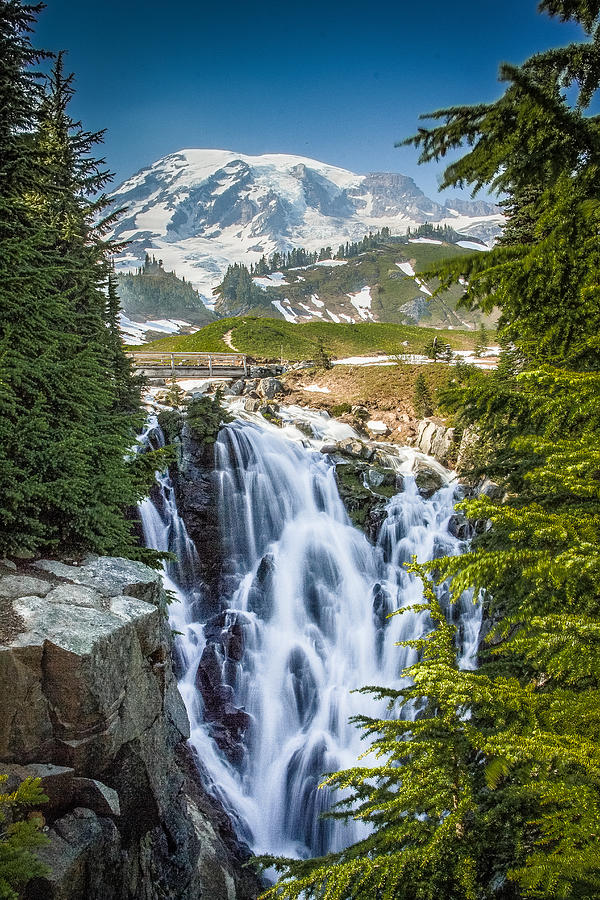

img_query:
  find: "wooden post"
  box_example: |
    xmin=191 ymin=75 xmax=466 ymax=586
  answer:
xmin=209 ymin=355 xmax=213 ymax=376
xmin=170 ymin=353 xmax=174 ymax=375
xmin=243 ymin=356 xmax=248 ymax=376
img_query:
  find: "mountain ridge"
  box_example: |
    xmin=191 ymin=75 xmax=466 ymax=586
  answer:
xmin=108 ymin=149 xmax=503 ymax=303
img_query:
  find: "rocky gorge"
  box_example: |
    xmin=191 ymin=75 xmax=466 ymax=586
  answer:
xmin=135 ymin=384 xmax=483 ymax=867
xmin=1 ymin=376 xmax=485 ymax=899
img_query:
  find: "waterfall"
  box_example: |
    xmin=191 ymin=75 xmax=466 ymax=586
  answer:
xmin=139 ymin=409 xmax=481 ymax=859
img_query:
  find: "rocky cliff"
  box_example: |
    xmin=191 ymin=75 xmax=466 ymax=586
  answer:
xmin=0 ymin=555 xmax=260 ymax=900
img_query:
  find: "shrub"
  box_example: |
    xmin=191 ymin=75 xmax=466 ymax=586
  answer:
xmin=331 ymin=402 xmax=352 ymax=416
xmin=0 ymin=775 xmax=49 ymax=900
xmin=186 ymin=390 xmax=232 ymax=445
xmin=313 ymin=339 xmax=333 ymax=370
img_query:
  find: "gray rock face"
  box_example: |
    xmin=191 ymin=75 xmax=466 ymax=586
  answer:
xmin=169 ymin=424 xmax=226 ymax=612
xmin=34 ymin=555 xmax=162 ymax=606
xmin=1 ymin=558 xmax=260 ymax=900
xmin=0 ymin=574 xmax=51 ymax=599
xmin=256 ymin=377 xmax=284 ymax=400
xmin=479 ymin=478 xmax=502 ymax=499
xmin=412 ymin=460 xmax=446 ymax=498
xmin=448 ymin=513 xmax=473 ymax=541
xmin=414 ymin=419 xmax=456 ymax=466
xmin=456 ymin=426 xmax=479 ymax=472
xmin=225 ymin=378 xmax=246 ymax=396
xmin=336 ymin=438 xmax=375 ymax=461
xmin=195 ymin=611 xmax=252 ymax=765
xmin=353 ymin=172 xmax=442 ymax=220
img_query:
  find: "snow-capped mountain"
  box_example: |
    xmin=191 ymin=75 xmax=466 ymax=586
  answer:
xmin=109 ymin=149 xmax=502 ymax=303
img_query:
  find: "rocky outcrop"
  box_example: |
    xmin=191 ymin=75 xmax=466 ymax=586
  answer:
xmin=256 ymin=378 xmax=284 ymax=400
xmin=333 ymin=460 xmax=401 ymax=539
xmin=171 ymin=425 xmax=223 ymax=612
xmin=0 ymin=556 xmax=260 ymax=900
xmin=195 ymin=612 xmax=252 ymax=766
xmin=414 ymin=418 xmax=457 ymax=466
xmin=411 ymin=459 xmax=445 ymax=499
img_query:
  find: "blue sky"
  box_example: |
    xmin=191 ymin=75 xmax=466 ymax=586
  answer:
xmin=35 ymin=1 xmax=584 ymax=199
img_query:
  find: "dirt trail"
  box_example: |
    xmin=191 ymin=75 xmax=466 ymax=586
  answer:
xmin=223 ymin=329 xmax=238 ymax=351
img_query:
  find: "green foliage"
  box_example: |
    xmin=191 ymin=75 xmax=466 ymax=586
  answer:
xmin=331 ymin=402 xmax=352 ymax=416
xmin=163 ymin=377 xmax=186 ymax=410
xmin=427 ymin=373 xmax=600 ymax=897
xmin=413 ymin=372 xmax=433 ymax=417
xmin=0 ymin=774 xmax=49 ymax=899
xmin=0 ymin=23 xmax=153 ymax=559
xmin=213 ymin=262 xmax=268 ymax=315
xmin=117 ymin=256 xmax=215 ymax=326
xmin=185 ymin=391 xmax=232 ymax=446
xmin=422 ymin=336 xmax=452 ymax=361
xmin=404 ymin=222 xmax=487 ymax=247
xmin=474 ymin=323 xmax=488 ymax=358
xmin=403 ymin=2 xmax=600 ymax=367
xmin=157 ymin=408 xmax=184 ymax=445
xmin=313 ymin=338 xmax=332 ymax=370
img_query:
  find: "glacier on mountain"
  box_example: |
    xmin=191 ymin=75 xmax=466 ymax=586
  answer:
xmin=108 ymin=149 xmax=502 ymax=303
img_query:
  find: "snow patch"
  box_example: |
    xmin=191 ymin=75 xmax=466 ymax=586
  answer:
xmin=312 ymin=259 xmax=348 ymax=267
xmin=456 ymin=240 xmax=489 ymax=252
xmin=271 ymin=300 xmax=297 ymax=323
xmin=415 ymin=278 xmax=433 ymax=297
xmin=396 ymin=261 xmax=416 ymax=276
xmin=302 ymin=384 xmax=331 ymax=394
xmin=310 ymin=294 xmax=324 ymax=308
xmin=409 ymin=237 xmax=443 ymax=245
xmin=118 ymin=313 xmax=194 ymax=345
xmin=367 ymin=420 xmax=389 ymax=434
xmin=347 ymin=286 xmax=373 ymax=321
xmin=326 ymin=310 xmax=340 ymax=323
xmin=253 ymin=272 xmax=288 ymax=287
xmin=299 ymin=302 xmax=323 ymax=318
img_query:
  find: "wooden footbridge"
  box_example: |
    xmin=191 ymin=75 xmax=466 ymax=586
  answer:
xmin=127 ymin=351 xmax=248 ymax=380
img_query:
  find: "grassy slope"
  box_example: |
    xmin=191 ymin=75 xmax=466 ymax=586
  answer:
xmin=136 ymin=315 xmax=481 ymax=361
xmin=284 ymin=363 xmax=458 ymax=411
xmin=232 ymin=241 xmax=495 ymax=329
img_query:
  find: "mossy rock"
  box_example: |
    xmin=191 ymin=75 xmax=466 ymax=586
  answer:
xmin=335 ymin=462 xmax=400 ymax=529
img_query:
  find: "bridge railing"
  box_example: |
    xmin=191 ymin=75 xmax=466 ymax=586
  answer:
xmin=126 ymin=351 xmax=248 ymax=375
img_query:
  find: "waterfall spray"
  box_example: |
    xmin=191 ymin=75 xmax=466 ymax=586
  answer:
xmin=139 ymin=410 xmax=481 ymax=858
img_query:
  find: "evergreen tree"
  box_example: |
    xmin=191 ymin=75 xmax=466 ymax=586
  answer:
xmin=106 ymin=265 xmax=145 ymax=415
xmin=117 ymin=256 xmax=214 ymax=325
xmin=25 ymin=52 xmax=149 ymax=552
xmin=474 ymin=322 xmax=488 ymax=357
xmin=313 ymin=338 xmax=332 ymax=370
xmin=413 ymin=372 xmax=433 ymax=417
xmin=0 ymin=3 xmax=72 ymax=551
xmin=429 ymin=370 xmax=600 ymax=898
xmin=401 ymin=4 xmax=600 ymax=367
xmin=0 ymin=25 xmax=158 ymax=557
xmin=213 ymin=262 xmax=267 ymax=314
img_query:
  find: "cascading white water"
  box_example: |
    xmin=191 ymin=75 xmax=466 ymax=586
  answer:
xmin=139 ymin=408 xmax=481 ymax=859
